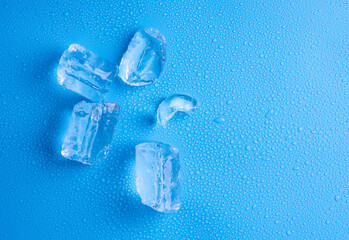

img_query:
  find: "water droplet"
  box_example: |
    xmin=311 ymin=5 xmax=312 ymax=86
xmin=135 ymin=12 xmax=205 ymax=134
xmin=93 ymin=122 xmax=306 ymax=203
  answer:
xmin=214 ymin=117 xmax=225 ymax=124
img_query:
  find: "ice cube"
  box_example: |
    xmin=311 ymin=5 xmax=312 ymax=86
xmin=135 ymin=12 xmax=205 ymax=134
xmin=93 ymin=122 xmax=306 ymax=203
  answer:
xmin=136 ymin=142 xmax=180 ymax=213
xmin=117 ymin=28 xmax=166 ymax=86
xmin=157 ymin=94 xmax=198 ymax=127
xmin=61 ymin=101 xmax=119 ymax=165
xmin=57 ymin=44 xmax=115 ymax=102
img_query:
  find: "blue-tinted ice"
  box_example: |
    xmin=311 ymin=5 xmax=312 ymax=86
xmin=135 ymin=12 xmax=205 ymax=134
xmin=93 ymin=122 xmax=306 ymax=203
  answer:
xmin=61 ymin=101 xmax=119 ymax=165
xmin=117 ymin=28 xmax=166 ymax=86
xmin=157 ymin=94 xmax=198 ymax=127
xmin=57 ymin=44 xmax=115 ymax=102
xmin=136 ymin=142 xmax=181 ymax=213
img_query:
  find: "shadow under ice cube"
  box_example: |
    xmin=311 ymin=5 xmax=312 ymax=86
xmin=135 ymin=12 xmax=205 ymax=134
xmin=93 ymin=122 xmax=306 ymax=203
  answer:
xmin=57 ymin=44 xmax=115 ymax=102
xmin=61 ymin=101 xmax=119 ymax=165
xmin=136 ymin=142 xmax=181 ymax=213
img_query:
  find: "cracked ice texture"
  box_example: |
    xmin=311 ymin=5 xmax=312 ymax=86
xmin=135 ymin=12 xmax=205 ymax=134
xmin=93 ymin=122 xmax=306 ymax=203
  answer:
xmin=61 ymin=101 xmax=119 ymax=165
xmin=117 ymin=28 xmax=166 ymax=86
xmin=136 ymin=142 xmax=181 ymax=213
xmin=157 ymin=94 xmax=198 ymax=126
xmin=57 ymin=44 xmax=115 ymax=102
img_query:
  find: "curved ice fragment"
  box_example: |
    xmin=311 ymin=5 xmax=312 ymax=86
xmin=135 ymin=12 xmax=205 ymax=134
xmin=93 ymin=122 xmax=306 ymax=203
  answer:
xmin=117 ymin=28 xmax=166 ymax=86
xmin=157 ymin=94 xmax=198 ymax=126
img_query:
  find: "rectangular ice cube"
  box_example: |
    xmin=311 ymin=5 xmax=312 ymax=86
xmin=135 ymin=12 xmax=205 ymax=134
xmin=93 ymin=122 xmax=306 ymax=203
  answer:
xmin=61 ymin=101 xmax=119 ymax=165
xmin=136 ymin=142 xmax=181 ymax=213
xmin=117 ymin=28 xmax=166 ymax=86
xmin=57 ymin=44 xmax=115 ymax=102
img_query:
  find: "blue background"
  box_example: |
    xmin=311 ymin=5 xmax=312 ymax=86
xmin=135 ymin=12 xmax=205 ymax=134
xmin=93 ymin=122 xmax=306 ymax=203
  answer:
xmin=0 ymin=0 xmax=348 ymax=239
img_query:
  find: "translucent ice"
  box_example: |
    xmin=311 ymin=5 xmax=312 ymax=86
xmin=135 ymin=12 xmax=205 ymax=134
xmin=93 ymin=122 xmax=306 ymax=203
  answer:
xmin=157 ymin=94 xmax=198 ymax=126
xmin=136 ymin=142 xmax=180 ymax=213
xmin=61 ymin=101 xmax=119 ymax=165
xmin=117 ymin=28 xmax=166 ymax=86
xmin=57 ymin=44 xmax=115 ymax=102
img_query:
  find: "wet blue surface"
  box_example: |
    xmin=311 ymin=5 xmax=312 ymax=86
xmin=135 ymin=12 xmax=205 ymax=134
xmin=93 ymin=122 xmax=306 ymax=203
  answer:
xmin=0 ymin=0 xmax=348 ymax=239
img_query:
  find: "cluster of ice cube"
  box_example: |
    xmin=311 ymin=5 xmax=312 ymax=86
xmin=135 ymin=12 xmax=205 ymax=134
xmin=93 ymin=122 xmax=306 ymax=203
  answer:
xmin=57 ymin=28 xmax=198 ymax=213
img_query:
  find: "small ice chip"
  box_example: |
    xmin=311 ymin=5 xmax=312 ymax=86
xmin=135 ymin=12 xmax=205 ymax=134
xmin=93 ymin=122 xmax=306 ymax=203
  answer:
xmin=57 ymin=44 xmax=115 ymax=102
xmin=136 ymin=142 xmax=180 ymax=213
xmin=61 ymin=101 xmax=119 ymax=165
xmin=117 ymin=28 xmax=166 ymax=86
xmin=157 ymin=94 xmax=198 ymax=126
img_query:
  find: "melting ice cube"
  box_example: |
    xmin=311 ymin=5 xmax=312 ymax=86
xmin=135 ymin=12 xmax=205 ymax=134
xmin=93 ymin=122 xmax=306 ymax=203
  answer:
xmin=61 ymin=101 xmax=119 ymax=165
xmin=117 ymin=28 xmax=166 ymax=86
xmin=136 ymin=142 xmax=181 ymax=213
xmin=157 ymin=94 xmax=198 ymax=127
xmin=57 ymin=44 xmax=115 ymax=102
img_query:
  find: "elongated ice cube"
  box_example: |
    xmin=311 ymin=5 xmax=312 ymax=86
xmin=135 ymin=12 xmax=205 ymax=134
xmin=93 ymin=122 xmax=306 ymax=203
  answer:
xmin=117 ymin=28 xmax=166 ymax=86
xmin=61 ymin=101 xmax=119 ymax=165
xmin=57 ymin=44 xmax=115 ymax=102
xmin=157 ymin=94 xmax=198 ymax=127
xmin=136 ymin=142 xmax=180 ymax=213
